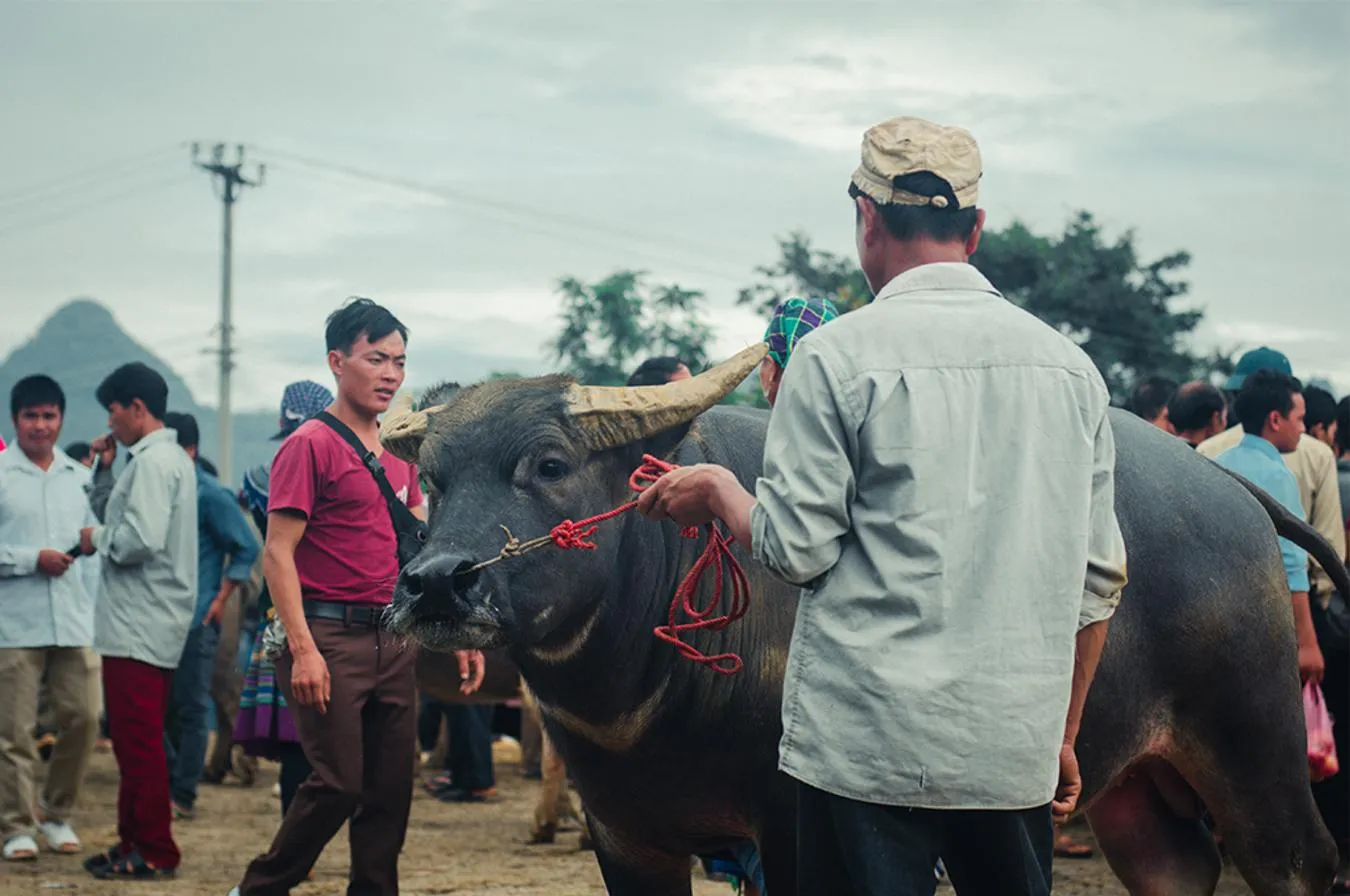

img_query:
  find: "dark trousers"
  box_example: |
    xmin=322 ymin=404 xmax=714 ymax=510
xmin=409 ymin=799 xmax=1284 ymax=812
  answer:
xmin=277 ymin=741 xmax=311 ymax=817
xmin=1312 ymin=646 xmax=1349 ymax=856
xmin=239 ymin=619 xmax=417 ymax=896
xmin=797 ymin=781 xmax=1053 ymax=896
xmin=103 ymin=657 xmax=180 ymax=870
xmin=165 ymin=623 xmax=218 ymax=810
xmin=446 ymin=704 xmax=495 ymax=791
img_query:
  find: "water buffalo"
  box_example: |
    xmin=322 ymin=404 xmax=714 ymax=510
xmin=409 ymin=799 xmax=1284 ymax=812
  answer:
xmin=383 ymin=347 xmax=1345 ymax=896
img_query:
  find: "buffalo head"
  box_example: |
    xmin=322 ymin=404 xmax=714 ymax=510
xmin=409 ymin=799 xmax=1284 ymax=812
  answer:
xmin=380 ymin=344 xmax=766 ymax=654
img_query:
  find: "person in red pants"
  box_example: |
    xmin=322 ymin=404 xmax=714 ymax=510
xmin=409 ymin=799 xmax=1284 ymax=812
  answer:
xmin=80 ymin=363 xmax=198 ymax=881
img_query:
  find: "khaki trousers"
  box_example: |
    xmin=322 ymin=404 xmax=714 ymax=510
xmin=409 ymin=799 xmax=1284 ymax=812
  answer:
xmin=520 ymin=682 xmax=580 ymax=840
xmin=0 ymin=647 xmax=101 ymax=840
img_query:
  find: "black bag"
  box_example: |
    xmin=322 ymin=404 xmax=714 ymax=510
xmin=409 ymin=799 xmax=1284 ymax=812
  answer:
xmin=316 ymin=412 xmax=428 ymax=568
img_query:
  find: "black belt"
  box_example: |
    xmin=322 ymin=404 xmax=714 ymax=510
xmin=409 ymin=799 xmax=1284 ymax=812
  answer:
xmin=302 ymin=598 xmax=386 ymax=629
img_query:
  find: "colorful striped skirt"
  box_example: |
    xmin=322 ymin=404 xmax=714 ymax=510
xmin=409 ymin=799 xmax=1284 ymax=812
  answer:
xmin=232 ymin=622 xmax=300 ymax=761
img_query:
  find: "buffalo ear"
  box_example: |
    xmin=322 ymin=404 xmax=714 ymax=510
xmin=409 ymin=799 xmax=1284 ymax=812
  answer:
xmin=639 ymin=420 xmax=695 ymax=462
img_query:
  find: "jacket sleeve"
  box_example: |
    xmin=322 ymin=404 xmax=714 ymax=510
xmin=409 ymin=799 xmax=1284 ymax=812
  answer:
xmin=1081 ymin=407 xmax=1128 ymax=629
xmin=750 ymin=342 xmax=857 ymax=587
xmin=205 ymin=487 xmax=261 ymax=583
xmin=90 ymin=461 xmax=174 ymax=567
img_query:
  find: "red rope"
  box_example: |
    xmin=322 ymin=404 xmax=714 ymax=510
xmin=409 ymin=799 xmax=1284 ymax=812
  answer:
xmin=543 ymin=455 xmax=750 ymax=675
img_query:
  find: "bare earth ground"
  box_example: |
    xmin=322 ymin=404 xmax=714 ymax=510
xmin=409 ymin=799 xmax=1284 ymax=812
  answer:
xmin=1 ymin=745 xmax=1256 ymax=895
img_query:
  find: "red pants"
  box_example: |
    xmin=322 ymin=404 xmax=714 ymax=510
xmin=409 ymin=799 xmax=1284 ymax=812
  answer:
xmin=102 ymin=657 xmax=180 ymax=870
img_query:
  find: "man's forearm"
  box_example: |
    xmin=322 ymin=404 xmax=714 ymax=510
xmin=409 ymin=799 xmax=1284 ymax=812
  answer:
xmin=1291 ymin=591 xmax=1318 ymax=647
xmin=709 ymin=476 xmax=756 ymax=547
xmin=264 ymin=546 xmax=315 ymax=655
xmin=1064 ymin=620 xmax=1110 ymax=746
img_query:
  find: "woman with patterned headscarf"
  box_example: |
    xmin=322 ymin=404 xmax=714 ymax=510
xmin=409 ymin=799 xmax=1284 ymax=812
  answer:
xmin=761 ymin=296 xmax=842 ymax=406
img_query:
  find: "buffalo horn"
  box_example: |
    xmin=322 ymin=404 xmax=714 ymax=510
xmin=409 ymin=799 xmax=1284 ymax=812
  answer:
xmin=564 ymin=342 xmax=768 ymax=451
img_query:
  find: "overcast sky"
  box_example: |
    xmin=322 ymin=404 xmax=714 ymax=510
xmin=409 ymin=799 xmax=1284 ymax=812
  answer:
xmin=1 ymin=1 xmax=1346 ymax=409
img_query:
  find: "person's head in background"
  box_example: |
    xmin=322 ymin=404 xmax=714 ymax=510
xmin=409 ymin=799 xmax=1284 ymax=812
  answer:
xmin=627 ymin=356 xmax=692 ymax=387
xmin=10 ymin=374 xmax=65 ymax=466
xmin=1222 ymin=345 xmax=1294 ymax=423
xmin=1127 ymin=376 xmax=1178 ymax=432
xmin=1234 ymin=369 xmax=1305 ymax=453
xmin=64 ymin=441 xmax=93 ymax=467
xmin=761 ymin=296 xmax=842 ymax=406
xmin=96 ymin=362 xmax=168 ymax=447
xmin=1167 ymin=381 xmax=1227 ymax=447
xmin=1334 ymin=397 xmax=1350 ymax=461
xmin=272 ymin=379 xmax=334 ymax=441
xmin=163 ymin=411 xmax=200 ymax=462
xmin=1301 ymin=385 xmax=1338 ymax=450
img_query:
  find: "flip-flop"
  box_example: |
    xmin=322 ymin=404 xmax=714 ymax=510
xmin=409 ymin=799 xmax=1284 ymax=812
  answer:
xmin=89 ymin=850 xmax=176 ymax=880
xmin=1053 ymin=833 xmax=1095 ymax=859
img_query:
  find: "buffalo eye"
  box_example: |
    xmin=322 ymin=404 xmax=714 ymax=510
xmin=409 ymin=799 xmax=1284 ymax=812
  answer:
xmin=536 ymin=458 xmax=570 ymax=482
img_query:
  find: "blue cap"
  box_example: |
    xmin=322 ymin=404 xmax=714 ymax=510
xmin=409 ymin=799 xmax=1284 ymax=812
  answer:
xmin=1224 ymin=347 xmax=1292 ymax=392
xmin=273 ymin=380 xmax=333 ymax=439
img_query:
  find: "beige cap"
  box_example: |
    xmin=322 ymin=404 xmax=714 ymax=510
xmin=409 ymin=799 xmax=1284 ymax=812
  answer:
xmin=850 ymin=116 xmax=982 ymax=210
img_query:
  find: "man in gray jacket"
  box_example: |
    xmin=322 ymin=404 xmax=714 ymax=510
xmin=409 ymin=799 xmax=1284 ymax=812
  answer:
xmin=79 ymin=362 xmax=197 ymax=881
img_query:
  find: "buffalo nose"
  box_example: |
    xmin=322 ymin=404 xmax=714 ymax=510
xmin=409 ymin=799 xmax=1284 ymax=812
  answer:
xmin=400 ymin=554 xmax=481 ymax=600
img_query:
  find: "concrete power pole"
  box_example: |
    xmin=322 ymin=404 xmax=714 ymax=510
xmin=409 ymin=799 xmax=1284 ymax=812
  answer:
xmin=193 ymin=143 xmax=264 ymax=486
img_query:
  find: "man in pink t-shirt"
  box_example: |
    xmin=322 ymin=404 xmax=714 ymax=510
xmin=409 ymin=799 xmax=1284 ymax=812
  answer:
xmin=235 ymin=299 xmax=484 ymax=896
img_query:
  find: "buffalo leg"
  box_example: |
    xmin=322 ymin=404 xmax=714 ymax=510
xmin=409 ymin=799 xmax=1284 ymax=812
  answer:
xmin=589 ymin=818 xmax=692 ymax=896
xmin=1087 ymin=765 xmax=1220 ymax=895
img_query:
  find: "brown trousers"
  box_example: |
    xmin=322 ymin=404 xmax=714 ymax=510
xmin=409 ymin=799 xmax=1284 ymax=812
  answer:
xmin=0 ymin=647 xmax=101 ymax=840
xmin=519 ymin=682 xmax=581 ymax=841
xmin=238 ymin=618 xmax=417 ymax=896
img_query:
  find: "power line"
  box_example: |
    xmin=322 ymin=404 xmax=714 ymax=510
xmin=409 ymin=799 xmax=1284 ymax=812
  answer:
xmin=192 ymin=142 xmax=265 ymax=487
xmin=0 ymin=173 xmax=193 ymax=242
xmin=254 ymin=145 xmax=755 ymax=285
xmin=0 ymin=145 xmax=183 ymax=211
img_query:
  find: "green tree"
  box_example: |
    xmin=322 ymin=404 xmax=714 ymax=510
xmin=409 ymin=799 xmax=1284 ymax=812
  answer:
xmin=551 ymin=270 xmax=713 ymax=386
xmin=738 ymin=213 xmax=1233 ymax=401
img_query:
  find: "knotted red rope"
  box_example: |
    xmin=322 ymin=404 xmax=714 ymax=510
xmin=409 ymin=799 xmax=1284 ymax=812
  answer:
xmin=473 ymin=455 xmax=751 ymax=675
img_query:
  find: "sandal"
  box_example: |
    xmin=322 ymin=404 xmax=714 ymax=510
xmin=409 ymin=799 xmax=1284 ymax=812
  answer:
xmin=1053 ymin=833 xmax=1095 ymax=859
xmin=3 ymin=835 xmax=38 ymax=862
xmin=82 ymin=843 xmax=125 ymax=873
xmin=89 ymin=850 xmax=176 ymax=880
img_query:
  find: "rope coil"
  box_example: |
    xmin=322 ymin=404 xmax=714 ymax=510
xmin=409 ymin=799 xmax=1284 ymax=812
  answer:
xmin=463 ymin=455 xmax=750 ymax=675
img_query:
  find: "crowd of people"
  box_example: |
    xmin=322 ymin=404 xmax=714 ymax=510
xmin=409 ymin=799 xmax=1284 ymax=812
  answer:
xmin=0 ymin=112 xmax=1345 ymax=896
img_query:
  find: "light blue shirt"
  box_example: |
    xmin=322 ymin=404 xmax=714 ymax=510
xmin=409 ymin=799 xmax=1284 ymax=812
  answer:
xmin=87 ymin=427 xmax=198 ymax=669
xmin=0 ymin=446 xmax=100 ymax=648
xmin=1213 ymin=434 xmax=1310 ymax=592
xmin=749 ymin=262 xmax=1128 ymax=810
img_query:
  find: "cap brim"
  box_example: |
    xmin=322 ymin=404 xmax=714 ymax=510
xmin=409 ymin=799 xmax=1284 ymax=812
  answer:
xmin=1223 ymin=373 xmax=1246 ymax=391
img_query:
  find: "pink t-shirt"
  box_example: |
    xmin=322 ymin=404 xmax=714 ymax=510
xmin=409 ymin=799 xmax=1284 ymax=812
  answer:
xmin=268 ymin=418 xmax=424 ymax=606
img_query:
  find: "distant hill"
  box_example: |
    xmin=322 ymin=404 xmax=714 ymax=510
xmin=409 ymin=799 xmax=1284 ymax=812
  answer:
xmin=0 ymin=298 xmax=280 ymax=485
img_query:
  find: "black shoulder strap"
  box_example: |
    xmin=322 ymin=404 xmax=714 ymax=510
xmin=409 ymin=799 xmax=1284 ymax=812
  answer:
xmin=315 ymin=411 xmax=407 ymax=515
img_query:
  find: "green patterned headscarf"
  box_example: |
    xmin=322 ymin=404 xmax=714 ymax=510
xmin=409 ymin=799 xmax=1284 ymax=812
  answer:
xmin=764 ymin=296 xmax=841 ymax=368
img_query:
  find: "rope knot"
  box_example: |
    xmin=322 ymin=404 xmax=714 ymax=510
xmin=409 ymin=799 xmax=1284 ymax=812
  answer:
xmin=550 ymin=519 xmax=600 ymax=551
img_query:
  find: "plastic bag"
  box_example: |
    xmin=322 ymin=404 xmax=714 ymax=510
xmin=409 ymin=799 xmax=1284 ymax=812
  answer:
xmin=1305 ymin=681 xmax=1340 ymax=782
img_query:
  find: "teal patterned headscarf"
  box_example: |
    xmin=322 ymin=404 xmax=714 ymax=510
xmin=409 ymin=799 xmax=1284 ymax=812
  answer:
xmin=764 ymin=296 xmax=841 ymax=368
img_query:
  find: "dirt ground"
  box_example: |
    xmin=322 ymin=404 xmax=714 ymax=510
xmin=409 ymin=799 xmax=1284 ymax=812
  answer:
xmin=1 ymin=744 xmax=1257 ymax=895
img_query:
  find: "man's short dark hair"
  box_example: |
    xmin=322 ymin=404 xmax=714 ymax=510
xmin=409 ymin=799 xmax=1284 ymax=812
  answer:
xmin=1335 ymin=396 xmax=1350 ymax=455
xmin=325 ymin=297 xmax=408 ymax=354
xmin=849 ymin=179 xmax=979 ymax=243
xmin=1167 ymin=382 xmax=1226 ymax=432
xmin=197 ymin=456 xmax=218 ymax=477
xmin=163 ymin=411 xmax=199 ymax=450
xmin=627 ymin=356 xmax=686 ymax=387
xmin=1302 ymin=385 xmax=1337 ymax=431
xmin=96 ymin=363 xmax=168 ymax=419
xmin=1127 ymin=376 xmax=1178 ymax=422
xmin=64 ymin=440 xmax=91 ymax=460
xmin=10 ymin=374 xmax=66 ymax=419
xmin=1234 ymin=369 xmax=1302 ymax=435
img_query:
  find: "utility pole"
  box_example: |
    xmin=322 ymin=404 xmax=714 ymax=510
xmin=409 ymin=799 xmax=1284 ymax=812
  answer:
xmin=193 ymin=143 xmax=264 ymax=486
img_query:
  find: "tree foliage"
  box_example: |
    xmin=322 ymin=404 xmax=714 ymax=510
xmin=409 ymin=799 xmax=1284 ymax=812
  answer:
xmin=737 ymin=213 xmax=1232 ymax=401
xmin=550 ymin=270 xmax=713 ymax=386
